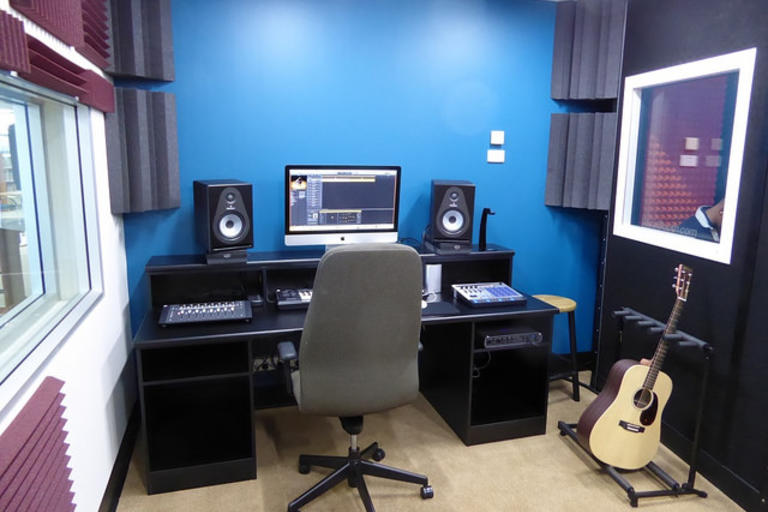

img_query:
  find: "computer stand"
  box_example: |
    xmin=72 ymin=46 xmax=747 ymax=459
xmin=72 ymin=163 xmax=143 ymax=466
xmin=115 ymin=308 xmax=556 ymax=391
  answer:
xmin=558 ymin=307 xmax=712 ymax=508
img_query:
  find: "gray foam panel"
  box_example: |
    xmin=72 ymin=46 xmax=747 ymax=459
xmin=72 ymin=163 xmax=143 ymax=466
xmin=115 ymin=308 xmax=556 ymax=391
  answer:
xmin=545 ymin=114 xmax=570 ymax=206
xmin=108 ymin=0 xmax=174 ymax=81
xmin=106 ymin=88 xmax=180 ymax=214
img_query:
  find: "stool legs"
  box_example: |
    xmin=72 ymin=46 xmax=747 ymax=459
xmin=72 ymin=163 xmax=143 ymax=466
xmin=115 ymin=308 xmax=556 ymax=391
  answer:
xmin=567 ymin=310 xmax=580 ymax=401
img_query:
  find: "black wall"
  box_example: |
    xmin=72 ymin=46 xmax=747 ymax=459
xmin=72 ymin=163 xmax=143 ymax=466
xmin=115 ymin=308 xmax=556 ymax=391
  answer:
xmin=597 ymin=1 xmax=768 ymax=510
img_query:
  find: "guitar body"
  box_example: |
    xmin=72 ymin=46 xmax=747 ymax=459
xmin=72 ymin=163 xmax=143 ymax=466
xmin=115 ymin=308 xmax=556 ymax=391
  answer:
xmin=577 ymin=359 xmax=673 ymax=470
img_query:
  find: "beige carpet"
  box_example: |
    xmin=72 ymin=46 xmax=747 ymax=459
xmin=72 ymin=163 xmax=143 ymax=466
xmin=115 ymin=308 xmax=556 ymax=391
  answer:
xmin=117 ymin=377 xmax=743 ymax=511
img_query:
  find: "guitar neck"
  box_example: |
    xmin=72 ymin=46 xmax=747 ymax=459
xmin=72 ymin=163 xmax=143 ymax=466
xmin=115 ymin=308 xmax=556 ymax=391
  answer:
xmin=643 ymin=298 xmax=684 ymax=390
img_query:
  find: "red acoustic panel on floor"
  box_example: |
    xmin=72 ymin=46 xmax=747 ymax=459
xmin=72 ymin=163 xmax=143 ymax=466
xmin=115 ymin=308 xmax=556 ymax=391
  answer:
xmin=0 ymin=10 xmax=31 ymax=73
xmin=10 ymin=0 xmax=84 ymax=47
xmin=0 ymin=376 xmax=74 ymax=512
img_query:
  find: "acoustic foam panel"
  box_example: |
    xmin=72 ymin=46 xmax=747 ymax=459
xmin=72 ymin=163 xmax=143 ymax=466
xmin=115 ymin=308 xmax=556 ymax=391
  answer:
xmin=569 ymin=113 xmax=596 ymax=208
xmin=106 ymin=87 xmax=180 ymax=214
xmin=10 ymin=0 xmax=84 ymax=48
xmin=545 ymin=113 xmax=569 ymax=206
xmin=108 ymin=0 xmax=174 ymax=81
xmin=78 ymin=0 xmax=111 ymax=69
xmin=597 ymin=113 xmax=618 ymax=210
xmin=551 ymin=0 xmax=626 ymax=100
xmin=544 ymin=112 xmax=618 ymax=211
xmin=551 ymin=2 xmax=576 ymax=100
xmin=0 ymin=11 xmax=31 ymax=73
xmin=0 ymin=377 xmax=74 ymax=512
xmin=20 ymin=35 xmax=114 ymax=112
xmin=587 ymin=113 xmax=605 ymax=209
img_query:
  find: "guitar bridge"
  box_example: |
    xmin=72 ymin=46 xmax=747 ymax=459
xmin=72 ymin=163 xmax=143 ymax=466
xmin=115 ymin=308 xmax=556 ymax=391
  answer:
xmin=619 ymin=420 xmax=645 ymax=433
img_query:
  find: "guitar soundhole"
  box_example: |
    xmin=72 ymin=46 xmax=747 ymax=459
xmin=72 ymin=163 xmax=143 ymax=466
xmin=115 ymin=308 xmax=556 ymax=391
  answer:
xmin=633 ymin=388 xmax=654 ymax=409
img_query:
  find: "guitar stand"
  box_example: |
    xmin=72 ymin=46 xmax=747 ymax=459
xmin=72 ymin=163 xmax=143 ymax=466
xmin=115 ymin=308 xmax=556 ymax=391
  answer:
xmin=558 ymin=307 xmax=712 ymax=508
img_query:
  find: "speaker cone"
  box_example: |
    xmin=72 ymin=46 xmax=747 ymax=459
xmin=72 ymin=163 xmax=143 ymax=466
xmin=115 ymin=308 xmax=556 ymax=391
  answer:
xmin=218 ymin=213 xmax=244 ymax=240
xmin=441 ymin=209 xmax=465 ymax=234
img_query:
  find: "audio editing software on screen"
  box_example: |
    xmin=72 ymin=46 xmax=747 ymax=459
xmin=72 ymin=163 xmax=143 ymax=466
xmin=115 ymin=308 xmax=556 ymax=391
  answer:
xmin=288 ymin=170 xmax=397 ymax=232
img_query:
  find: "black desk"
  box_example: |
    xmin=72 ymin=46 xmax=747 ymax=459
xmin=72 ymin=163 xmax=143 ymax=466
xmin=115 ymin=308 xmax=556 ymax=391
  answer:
xmin=133 ymin=245 xmax=557 ymax=493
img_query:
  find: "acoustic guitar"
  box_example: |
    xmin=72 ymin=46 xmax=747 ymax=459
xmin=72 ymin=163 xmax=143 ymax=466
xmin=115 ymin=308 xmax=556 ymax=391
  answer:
xmin=576 ymin=264 xmax=693 ymax=470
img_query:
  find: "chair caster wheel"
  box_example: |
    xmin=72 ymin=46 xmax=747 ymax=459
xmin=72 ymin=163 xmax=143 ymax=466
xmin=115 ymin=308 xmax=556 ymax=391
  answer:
xmin=298 ymin=463 xmax=310 ymax=474
xmin=348 ymin=477 xmax=358 ymax=488
xmin=372 ymin=448 xmax=386 ymax=461
xmin=420 ymin=485 xmax=434 ymax=499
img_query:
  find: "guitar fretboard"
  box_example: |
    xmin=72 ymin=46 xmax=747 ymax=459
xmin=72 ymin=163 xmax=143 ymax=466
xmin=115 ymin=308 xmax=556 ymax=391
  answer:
xmin=642 ymin=298 xmax=684 ymax=390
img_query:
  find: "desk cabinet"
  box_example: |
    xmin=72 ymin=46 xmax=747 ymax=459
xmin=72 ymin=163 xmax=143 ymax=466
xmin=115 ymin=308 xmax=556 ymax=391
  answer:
xmin=134 ymin=246 xmax=556 ymax=493
xmin=420 ymin=312 xmax=553 ymax=445
xmin=137 ymin=339 xmax=256 ymax=493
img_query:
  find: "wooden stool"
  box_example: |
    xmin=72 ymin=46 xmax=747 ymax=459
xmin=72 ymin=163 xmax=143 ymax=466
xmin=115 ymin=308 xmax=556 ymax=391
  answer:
xmin=533 ymin=294 xmax=580 ymax=401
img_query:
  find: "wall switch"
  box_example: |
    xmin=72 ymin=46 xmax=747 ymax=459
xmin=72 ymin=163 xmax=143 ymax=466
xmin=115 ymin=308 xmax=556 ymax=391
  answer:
xmin=487 ymin=149 xmax=505 ymax=163
xmin=490 ymin=130 xmax=505 ymax=146
xmin=684 ymin=137 xmax=700 ymax=151
xmin=679 ymin=154 xmax=698 ymax=167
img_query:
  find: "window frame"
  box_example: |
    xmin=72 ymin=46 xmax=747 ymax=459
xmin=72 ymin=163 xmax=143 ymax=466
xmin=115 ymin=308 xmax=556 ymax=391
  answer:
xmin=612 ymin=48 xmax=757 ymax=264
xmin=0 ymin=73 xmax=103 ymax=409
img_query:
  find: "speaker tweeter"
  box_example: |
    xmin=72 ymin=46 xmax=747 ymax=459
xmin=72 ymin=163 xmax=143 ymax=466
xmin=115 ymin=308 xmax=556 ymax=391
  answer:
xmin=194 ymin=180 xmax=253 ymax=264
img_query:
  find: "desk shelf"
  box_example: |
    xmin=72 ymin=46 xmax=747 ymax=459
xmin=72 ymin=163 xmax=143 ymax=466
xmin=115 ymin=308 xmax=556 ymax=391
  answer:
xmin=141 ymin=341 xmax=249 ymax=382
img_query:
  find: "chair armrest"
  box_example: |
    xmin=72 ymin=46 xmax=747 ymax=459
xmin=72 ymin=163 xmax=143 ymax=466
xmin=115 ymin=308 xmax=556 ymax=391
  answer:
xmin=277 ymin=341 xmax=298 ymax=396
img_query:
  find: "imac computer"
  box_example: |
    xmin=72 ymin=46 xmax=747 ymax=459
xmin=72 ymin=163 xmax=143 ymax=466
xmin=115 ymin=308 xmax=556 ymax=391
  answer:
xmin=285 ymin=165 xmax=401 ymax=247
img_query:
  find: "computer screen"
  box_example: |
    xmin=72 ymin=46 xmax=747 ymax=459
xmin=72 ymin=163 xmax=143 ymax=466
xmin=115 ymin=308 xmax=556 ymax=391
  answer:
xmin=284 ymin=165 xmax=401 ymax=246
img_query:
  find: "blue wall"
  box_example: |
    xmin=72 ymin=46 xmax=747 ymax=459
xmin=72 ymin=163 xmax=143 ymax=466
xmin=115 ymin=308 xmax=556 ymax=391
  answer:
xmin=123 ymin=0 xmax=603 ymax=353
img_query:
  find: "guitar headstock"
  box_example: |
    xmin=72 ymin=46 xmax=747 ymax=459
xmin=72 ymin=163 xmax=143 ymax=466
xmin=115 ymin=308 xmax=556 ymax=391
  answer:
xmin=673 ymin=264 xmax=693 ymax=301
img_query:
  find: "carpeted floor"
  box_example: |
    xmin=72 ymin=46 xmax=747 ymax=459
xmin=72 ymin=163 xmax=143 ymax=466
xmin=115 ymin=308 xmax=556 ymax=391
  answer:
xmin=117 ymin=377 xmax=744 ymax=511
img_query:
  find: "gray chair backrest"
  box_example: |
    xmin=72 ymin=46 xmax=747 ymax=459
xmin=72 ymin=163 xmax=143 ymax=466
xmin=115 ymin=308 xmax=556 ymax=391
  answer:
xmin=296 ymin=243 xmax=423 ymax=417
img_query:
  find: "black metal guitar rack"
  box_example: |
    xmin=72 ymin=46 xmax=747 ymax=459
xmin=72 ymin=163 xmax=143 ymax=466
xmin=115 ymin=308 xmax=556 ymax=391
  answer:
xmin=557 ymin=306 xmax=712 ymax=507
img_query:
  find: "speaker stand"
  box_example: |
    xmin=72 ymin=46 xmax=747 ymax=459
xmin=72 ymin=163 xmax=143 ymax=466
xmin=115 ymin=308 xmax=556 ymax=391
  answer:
xmin=206 ymin=250 xmax=248 ymax=265
xmin=424 ymin=240 xmax=472 ymax=255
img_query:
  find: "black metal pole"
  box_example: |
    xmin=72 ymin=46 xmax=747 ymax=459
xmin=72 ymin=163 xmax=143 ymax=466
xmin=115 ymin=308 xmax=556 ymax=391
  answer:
xmin=687 ymin=347 xmax=713 ymax=487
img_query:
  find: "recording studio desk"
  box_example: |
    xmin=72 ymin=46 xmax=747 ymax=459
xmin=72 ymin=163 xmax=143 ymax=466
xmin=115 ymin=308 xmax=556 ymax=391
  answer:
xmin=133 ymin=245 xmax=557 ymax=493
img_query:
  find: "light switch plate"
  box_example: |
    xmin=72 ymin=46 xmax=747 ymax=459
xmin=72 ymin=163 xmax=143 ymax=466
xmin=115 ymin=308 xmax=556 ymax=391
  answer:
xmin=680 ymin=154 xmax=698 ymax=167
xmin=487 ymin=149 xmax=505 ymax=163
xmin=490 ymin=130 xmax=505 ymax=146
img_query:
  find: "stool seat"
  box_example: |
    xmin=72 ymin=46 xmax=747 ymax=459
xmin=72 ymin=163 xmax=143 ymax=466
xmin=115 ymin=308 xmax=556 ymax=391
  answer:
xmin=533 ymin=294 xmax=576 ymax=313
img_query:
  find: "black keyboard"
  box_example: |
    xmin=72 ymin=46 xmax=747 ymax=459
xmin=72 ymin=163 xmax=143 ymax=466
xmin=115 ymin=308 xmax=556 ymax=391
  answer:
xmin=158 ymin=300 xmax=252 ymax=326
xmin=275 ymin=288 xmax=312 ymax=310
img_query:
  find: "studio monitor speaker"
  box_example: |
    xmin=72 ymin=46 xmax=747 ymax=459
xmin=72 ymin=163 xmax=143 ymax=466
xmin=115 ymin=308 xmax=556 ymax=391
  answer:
xmin=426 ymin=180 xmax=475 ymax=253
xmin=194 ymin=180 xmax=253 ymax=262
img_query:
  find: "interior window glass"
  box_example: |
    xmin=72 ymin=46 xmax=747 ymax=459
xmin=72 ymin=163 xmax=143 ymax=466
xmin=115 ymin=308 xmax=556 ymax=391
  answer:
xmin=0 ymin=82 xmax=93 ymax=384
xmin=630 ymin=72 xmax=738 ymax=243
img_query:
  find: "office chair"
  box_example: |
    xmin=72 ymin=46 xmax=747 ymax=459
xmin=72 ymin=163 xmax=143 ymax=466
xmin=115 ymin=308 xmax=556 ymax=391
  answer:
xmin=279 ymin=243 xmax=434 ymax=512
